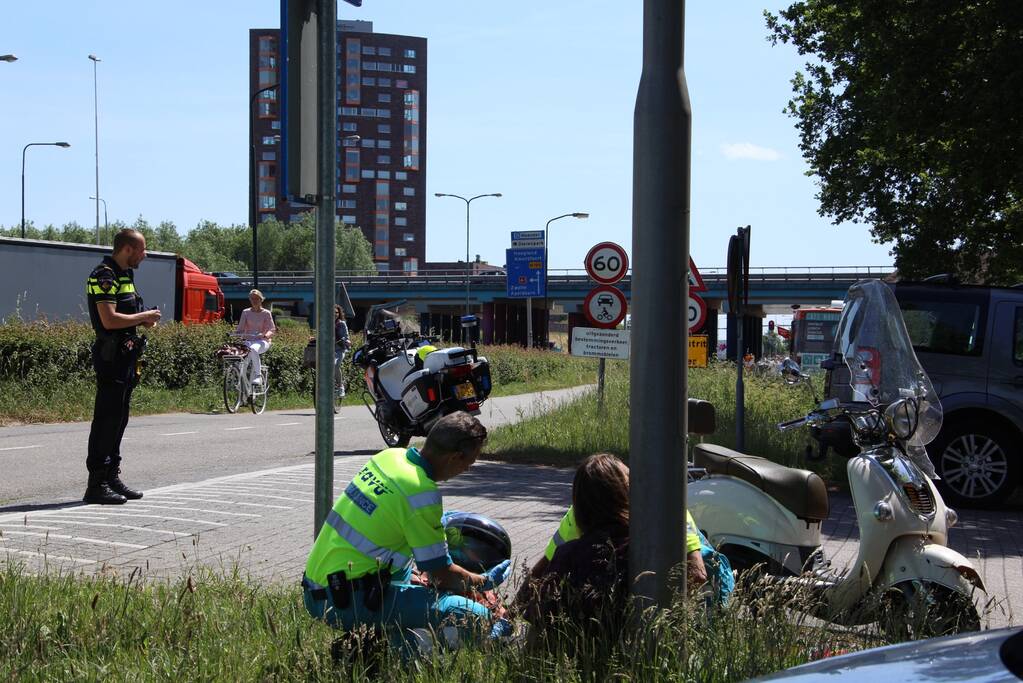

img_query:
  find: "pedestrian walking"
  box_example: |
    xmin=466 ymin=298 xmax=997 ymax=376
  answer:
xmin=84 ymin=228 xmax=161 ymax=505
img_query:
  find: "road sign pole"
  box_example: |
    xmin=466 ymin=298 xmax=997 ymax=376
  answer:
xmin=313 ymin=0 xmax=337 ymax=540
xmin=526 ymin=297 xmax=533 ymax=348
xmin=630 ymin=0 xmax=690 ymax=608
xmin=597 ymin=357 xmax=606 ymax=408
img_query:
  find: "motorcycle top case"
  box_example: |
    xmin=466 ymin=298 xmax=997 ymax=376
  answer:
xmin=400 ymin=371 xmax=441 ymax=421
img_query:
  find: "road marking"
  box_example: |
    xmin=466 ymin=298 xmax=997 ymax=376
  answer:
xmin=0 ymin=445 xmax=42 ymax=452
xmin=275 ymin=422 xmax=301 ymax=426
xmin=0 ymin=523 xmax=63 ymax=531
xmin=142 ymin=494 xmax=292 ymax=510
xmin=129 ymin=504 xmax=260 ymax=518
xmin=60 ymin=511 xmax=228 ymax=527
xmin=22 ymin=519 xmax=190 ymax=537
xmin=225 ymin=426 xmax=254 ymax=431
xmin=1 ymin=545 xmax=96 ymax=565
xmin=0 ymin=530 xmax=147 ymax=550
xmin=188 ymin=488 xmax=310 ymax=503
xmin=160 ymin=431 xmax=198 ymax=437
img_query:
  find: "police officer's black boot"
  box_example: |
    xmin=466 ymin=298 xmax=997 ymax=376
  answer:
xmin=83 ymin=470 xmax=127 ymax=505
xmin=107 ymin=468 xmax=143 ymax=500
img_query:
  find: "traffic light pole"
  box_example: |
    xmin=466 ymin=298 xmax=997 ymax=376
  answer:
xmin=630 ymin=0 xmax=690 ymax=608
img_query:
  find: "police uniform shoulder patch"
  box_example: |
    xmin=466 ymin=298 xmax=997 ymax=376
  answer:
xmin=90 ymin=264 xmax=117 ymax=296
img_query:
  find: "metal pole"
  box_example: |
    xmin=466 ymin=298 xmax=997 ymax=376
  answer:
xmin=313 ymin=0 xmax=337 ymax=538
xmin=526 ymin=296 xmax=533 ymax=347
xmin=630 ymin=0 xmax=690 ymax=608
xmin=736 ymin=314 xmax=745 ymax=451
xmin=89 ymin=55 xmax=101 ymax=245
xmin=464 ymin=199 xmax=471 ymax=318
xmin=597 ymin=357 xmax=606 ymax=407
xmin=20 ymin=145 xmax=27 ymax=239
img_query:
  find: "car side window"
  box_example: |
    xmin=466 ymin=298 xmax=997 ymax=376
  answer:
xmin=1015 ymin=308 xmax=1023 ymax=365
xmin=900 ymin=299 xmax=985 ymax=356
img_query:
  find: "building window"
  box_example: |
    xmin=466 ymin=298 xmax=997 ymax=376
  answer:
xmin=363 ymin=61 xmax=377 ymax=71
xmin=360 ymin=138 xmax=376 ymax=148
xmin=258 ymin=70 xmax=276 ymax=87
xmin=403 ymin=48 xmax=416 ymax=59
xmin=261 ymin=136 xmax=277 ymax=146
xmin=361 ymin=45 xmax=376 ymax=55
xmin=375 ymin=62 xmax=392 ymax=72
xmin=360 ymin=107 xmax=376 ymax=117
xmin=379 ymin=47 xmax=392 ymax=57
xmin=378 ymin=77 xmax=391 ymax=87
xmin=259 ymin=195 xmax=276 ymax=210
xmin=378 ymin=124 xmax=391 ymax=134
xmin=403 ymin=187 xmax=415 ymax=197
xmin=271 ymin=120 xmax=281 ymax=130
xmin=403 ymin=233 xmax=415 ymax=242
xmin=338 ymin=199 xmax=356 ymax=209
xmin=403 ymin=258 xmax=419 ymax=273
xmin=402 ymin=64 xmax=416 ymax=74
xmin=342 ymin=106 xmax=358 ymax=116
xmin=342 ymin=184 xmax=357 ymax=193
xmin=395 ymin=247 xmax=407 ymax=256
xmin=341 ymin=215 xmax=357 ymax=224
xmin=343 ymin=122 xmax=357 ymax=132
xmin=395 ymin=171 xmax=407 ymax=180
xmin=258 ymin=101 xmax=276 ymax=117
xmin=378 ymin=139 xmax=391 ymax=149
xmin=361 ymin=76 xmax=375 ymax=86
xmin=377 ymin=155 xmax=391 ymax=164
xmin=395 ymin=217 xmax=407 ymax=226
xmin=361 ymin=170 xmax=375 ymax=179
xmin=376 ymin=109 xmax=390 ymax=118
xmin=342 ymin=137 xmax=359 ymax=147
xmin=395 ymin=201 xmax=407 ymax=211
xmin=396 ymin=80 xmax=408 ymax=89
xmin=378 ymin=93 xmax=391 ymax=103
xmin=258 ymin=37 xmax=276 ymax=53
xmin=261 ymin=151 xmax=277 ymax=161
xmin=377 ymin=171 xmax=391 ymax=179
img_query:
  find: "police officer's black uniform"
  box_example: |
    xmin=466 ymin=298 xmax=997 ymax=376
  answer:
xmin=85 ymin=256 xmax=146 ymax=504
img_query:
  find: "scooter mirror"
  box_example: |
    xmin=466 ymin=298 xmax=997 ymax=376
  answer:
xmin=688 ymin=399 xmax=716 ymax=435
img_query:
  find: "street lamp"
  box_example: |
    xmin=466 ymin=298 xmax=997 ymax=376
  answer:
xmin=544 ymin=212 xmax=589 ymax=348
xmin=0 ymin=54 xmax=17 ymax=62
xmin=88 ymin=54 xmax=101 ymax=244
xmin=89 ymin=196 xmax=108 ymax=234
xmin=435 ymin=192 xmax=502 ymax=317
xmin=21 ymin=142 xmax=71 ymax=238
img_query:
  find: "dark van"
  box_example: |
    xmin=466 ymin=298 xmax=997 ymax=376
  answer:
xmin=824 ymin=282 xmax=1023 ymax=508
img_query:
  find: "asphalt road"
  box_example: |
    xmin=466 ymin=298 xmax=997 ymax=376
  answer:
xmin=0 ymin=386 xmax=587 ymax=510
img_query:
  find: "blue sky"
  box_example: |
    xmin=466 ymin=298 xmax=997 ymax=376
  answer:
xmin=1 ymin=1 xmax=893 ymax=271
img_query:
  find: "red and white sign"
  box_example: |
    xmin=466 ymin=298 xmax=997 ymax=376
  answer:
xmin=688 ymin=257 xmax=707 ymax=332
xmin=584 ymin=242 xmax=629 ymax=285
xmin=584 ymin=285 xmax=628 ymax=329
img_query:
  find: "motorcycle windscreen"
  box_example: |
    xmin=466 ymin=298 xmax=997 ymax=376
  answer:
xmin=834 ymin=280 xmax=943 ymax=450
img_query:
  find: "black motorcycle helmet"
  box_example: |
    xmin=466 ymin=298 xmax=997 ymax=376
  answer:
xmin=441 ymin=511 xmax=512 ymax=574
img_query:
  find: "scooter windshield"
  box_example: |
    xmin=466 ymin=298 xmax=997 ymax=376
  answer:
xmin=834 ymin=280 xmax=943 ymax=451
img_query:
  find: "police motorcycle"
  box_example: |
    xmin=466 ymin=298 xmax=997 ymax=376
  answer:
xmin=688 ymin=280 xmax=984 ymax=635
xmin=353 ymin=301 xmax=493 ymax=448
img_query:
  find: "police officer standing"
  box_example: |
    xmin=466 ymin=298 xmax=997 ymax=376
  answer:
xmin=84 ymin=228 xmax=161 ymax=505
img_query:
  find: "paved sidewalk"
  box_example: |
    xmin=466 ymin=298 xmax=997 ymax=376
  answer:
xmin=1 ymin=459 xmax=1018 ymax=629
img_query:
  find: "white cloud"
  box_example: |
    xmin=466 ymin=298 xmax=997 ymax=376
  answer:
xmin=720 ymin=142 xmax=782 ymax=161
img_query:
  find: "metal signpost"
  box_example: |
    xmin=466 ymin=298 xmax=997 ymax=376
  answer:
xmin=506 ymin=233 xmax=545 ymax=348
xmin=581 ymin=242 xmax=629 ymax=406
xmin=631 ymin=0 xmax=690 ymax=609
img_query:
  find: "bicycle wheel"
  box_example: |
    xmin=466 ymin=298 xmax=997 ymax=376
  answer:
xmin=250 ymin=367 xmax=268 ymax=415
xmin=223 ymin=363 xmax=242 ymax=413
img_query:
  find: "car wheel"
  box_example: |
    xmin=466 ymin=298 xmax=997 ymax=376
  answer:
xmin=929 ymin=421 xmax=1020 ymax=508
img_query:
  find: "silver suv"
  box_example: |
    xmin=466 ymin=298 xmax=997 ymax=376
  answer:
xmin=824 ymin=282 xmax=1023 ymax=508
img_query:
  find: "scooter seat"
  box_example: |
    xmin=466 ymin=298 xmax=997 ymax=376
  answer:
xmin=693 ymin=443 xmax=829 ymax=522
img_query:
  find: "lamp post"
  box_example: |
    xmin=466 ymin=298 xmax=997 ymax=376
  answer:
xmin=434 ymin=192 xmax=502 ymax=317
xmin=0 ymin=54 xmax=17 ymax=62
xmin=88 ymin=55 xmax=101 ymax=244
xmin=89 ymin=196 xmax=108 ymax=235
xmin=543 ymin=212 xmax=589 ymax=348
xmin=21 ymin=142 xmax=71 ymax=238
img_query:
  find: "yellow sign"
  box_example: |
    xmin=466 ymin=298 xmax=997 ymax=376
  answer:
xmin=528 ymin=261 xmax=543 ymax=269
xmin=688 ymin=335 xmax=708 ymax=368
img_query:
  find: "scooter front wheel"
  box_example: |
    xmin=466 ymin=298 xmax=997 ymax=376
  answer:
xmin=880 ymin=580 xmax=980 ymax=640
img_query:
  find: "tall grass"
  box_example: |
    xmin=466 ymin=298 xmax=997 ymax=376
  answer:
xmin=0 ymin=562 xmax=884 ymax=682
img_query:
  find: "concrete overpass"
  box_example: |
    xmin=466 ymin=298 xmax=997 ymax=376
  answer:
xmin=219 ymin=266 xmax=893 ymax=352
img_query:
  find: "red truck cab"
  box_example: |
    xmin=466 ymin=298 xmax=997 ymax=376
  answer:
xmin=176 ymin=257 xmax=224 ymax=324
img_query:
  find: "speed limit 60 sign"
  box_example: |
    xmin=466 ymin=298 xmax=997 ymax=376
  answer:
xmin=584 ymin=242 xmax=629 ymax=284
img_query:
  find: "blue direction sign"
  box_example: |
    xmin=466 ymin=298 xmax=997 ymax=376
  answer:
xmin=506 ymin=248 xmax=546 ymax=298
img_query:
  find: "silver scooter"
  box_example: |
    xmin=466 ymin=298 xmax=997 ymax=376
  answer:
xmin=689 ymin=280 xmax=985 ymax=634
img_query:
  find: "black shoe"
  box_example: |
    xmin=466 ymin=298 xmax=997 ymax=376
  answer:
xmin=83 ymin=482 xmax=127 ymax=505
xmin=108 ymin=469 xmax=143 ymax=500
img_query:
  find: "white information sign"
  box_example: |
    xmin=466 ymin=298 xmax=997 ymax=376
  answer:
xmin=571 ymin=327 xmax=631 ymax=360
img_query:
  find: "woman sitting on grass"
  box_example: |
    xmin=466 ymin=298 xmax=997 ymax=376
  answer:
xmin=522 ymin=453 xmax=633 ymax=634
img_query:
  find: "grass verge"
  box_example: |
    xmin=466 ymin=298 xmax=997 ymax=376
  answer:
xmin=0 ymin=562 xmax=887 ymax=682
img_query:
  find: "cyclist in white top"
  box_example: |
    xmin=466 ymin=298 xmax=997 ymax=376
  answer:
xmin=235 ymin=289 xmax=276 ymax=387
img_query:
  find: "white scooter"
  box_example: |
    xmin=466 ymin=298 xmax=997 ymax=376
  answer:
xmin=689 ymin=280 xmax=985 ymax=635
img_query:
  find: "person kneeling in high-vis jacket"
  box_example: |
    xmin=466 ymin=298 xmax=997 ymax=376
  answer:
xmin=302 ymin=412 xmax=511 ymax=642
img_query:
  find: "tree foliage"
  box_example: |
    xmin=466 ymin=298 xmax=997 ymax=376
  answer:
xmin=766 ymin=1 xmax=1023 ymax=284
xmin=1 ymin=213 xmax=376 ymax=275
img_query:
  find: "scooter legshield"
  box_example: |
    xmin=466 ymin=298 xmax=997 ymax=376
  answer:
xmin=877 ymin=537 xmax=986 ymax=595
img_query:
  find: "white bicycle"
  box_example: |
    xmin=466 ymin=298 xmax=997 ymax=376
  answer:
xmin=221 ymin=334 xmax=269 ymax=415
